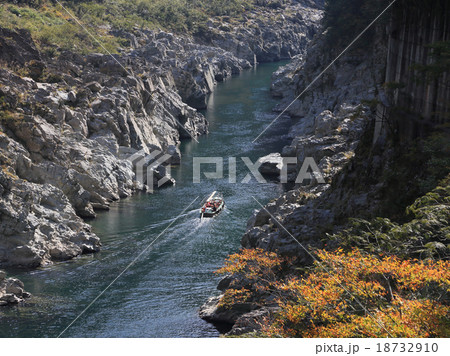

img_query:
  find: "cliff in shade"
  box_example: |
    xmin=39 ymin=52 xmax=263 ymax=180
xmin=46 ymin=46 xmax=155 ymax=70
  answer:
xmin=201 ymin=0 xmax=450 ymax=336
xmin=384 ymin=3 xmax=450 ymax=126
xmin=0 ymin=1 xmax=323 ymax=270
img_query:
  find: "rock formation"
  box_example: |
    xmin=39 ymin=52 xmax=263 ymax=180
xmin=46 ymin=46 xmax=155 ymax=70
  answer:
xmin=201 ymin=0 xmax=450 ymax=335
xmin=0 ymin=270 xmax=30 ymax=306
xmin=195 ymin=0 xmax=323 ymax=63
xmin=0 ymin=1 xmax=323 ymax=268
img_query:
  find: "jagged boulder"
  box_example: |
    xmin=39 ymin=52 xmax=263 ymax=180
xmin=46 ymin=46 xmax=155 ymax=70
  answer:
xmin=258 ymin=153 xmax=284 ymax=177
xmin=0 ymin=27 xmax=41 ymax=66
xmin=0 ymin=271 xmax=31 ymax=306
xmin=0 ymin=170 xmax=101 ymax=268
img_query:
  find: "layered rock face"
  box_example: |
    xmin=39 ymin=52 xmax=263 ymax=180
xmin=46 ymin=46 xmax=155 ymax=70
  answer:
xmin=0 ymin=31 xmax=212 ymax=267
xmin=0 ymin=1 xmax=323 ymax=269
xmin=0 ymin=168 xmax=101 ymax=267
xmin=129 ymin=31 xmax=253 ymax=110
xmin=196 ymin=0 xmax=323 ymax=63
xmin=241 ymin=24 xmax=388 ymax=257
xmin=200 ymin=12 xmax=391 ymax=335
xmin=0 ymin=32 xmax=209 ymax=267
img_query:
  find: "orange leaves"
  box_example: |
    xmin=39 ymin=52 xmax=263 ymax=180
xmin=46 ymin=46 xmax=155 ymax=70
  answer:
xmin=265 ymin=249 xmax=450 ymax=337
xmin=216 ymin=248 xmax=285 ymax=276
xmin=215 ymin=248 xmax=289 ymax=310
xmin=218 ymin=288 xmax=252 ymax=309
xmin=314 ymin=248 xmax=450 ymax=297
xmin=217 ymin=247 xmax=450 ymax=337
xmin=301 ymin=298 xmax=449 ymax=338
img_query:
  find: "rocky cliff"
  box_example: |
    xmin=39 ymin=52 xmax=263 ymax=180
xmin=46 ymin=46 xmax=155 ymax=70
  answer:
xmin=0 ymin=1 xmax=323 ymax=269
xmin=242 ymin=7 xmax=390 ymax=264
xmin=195 ymin=0 xmax=323 ymax=63
xmin=201 ymin=0 xmax=450 ymax=335
xmin=0 ymin=30 xmax=210 ymax=267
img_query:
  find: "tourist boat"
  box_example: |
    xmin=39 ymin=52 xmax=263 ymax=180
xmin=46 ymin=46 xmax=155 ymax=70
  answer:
xmin=200 ymin=191 xmax=225 ymax=218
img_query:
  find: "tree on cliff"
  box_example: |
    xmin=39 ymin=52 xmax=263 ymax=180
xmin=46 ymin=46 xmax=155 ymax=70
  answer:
xmin=217 ymin=248 xmax=450 ymax=337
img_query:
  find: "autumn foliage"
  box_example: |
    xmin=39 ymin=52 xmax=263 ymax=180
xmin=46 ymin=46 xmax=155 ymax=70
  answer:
xmin=216 ymin=248 xmax=450 ymax=337
xmin=215 ymin=248 xmax=288 ymax=309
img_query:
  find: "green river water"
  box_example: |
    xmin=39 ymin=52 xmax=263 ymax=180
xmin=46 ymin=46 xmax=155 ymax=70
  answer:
xmin=0 ymin=61 xmax=292 ymax=337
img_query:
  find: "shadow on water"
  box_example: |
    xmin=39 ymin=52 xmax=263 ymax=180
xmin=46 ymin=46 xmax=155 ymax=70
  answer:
xmin=0 ymin=61 xmax=292 ymax=338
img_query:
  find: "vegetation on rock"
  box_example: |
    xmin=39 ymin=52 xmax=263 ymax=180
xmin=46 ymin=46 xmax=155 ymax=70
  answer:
xmin=262 ymin=249 xmax=450 ymax=337
xmin=217 ymin=246 xmax=450 ymax=337
xmin=216 ymin=248 xmax=291 ymax=309
xmin=216 ymin=174 xmax=450 ymax=337
xmin=333 ymin=174 xmax=450 ymax=260
xmin=0 ymin=0 xmax=284 ymax=55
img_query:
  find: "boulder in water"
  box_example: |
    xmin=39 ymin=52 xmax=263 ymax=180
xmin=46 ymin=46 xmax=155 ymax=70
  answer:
xmin=0 ymin=271 xmax=31 ymax=306
xmin=258 ymin=153 xmax=283 ymax=177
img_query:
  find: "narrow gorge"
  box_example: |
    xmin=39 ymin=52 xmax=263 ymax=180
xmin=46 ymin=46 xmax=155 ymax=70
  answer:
xmin=0 ymin=0 xmax=323 ymax=272
xmin=0 ymin=0 xmax=448 ymax=340
xmin=200 ymin=0 xmax=450 ymax=337
xmin=0 ymin=0 xmax=325 ymax=331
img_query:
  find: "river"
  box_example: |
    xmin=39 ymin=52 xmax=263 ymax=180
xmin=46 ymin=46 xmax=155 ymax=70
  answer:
xmin=0 ymin=61 xmax=291 ymax=338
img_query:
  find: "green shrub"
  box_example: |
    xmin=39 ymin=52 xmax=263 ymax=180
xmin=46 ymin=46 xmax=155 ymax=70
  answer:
xmin=331 ymin=174 xmax=450 ymax=259
xmin=0 ymin=0 xmax=260 ymax=54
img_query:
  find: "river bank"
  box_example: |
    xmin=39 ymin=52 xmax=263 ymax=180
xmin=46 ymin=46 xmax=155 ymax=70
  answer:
xmin=199 ymin=0 xmax=450 ymax=337
xmin=0 ymin=61 xmax=295 ymax=337
xmin=0 ymin=0 xmax=323 ymax=270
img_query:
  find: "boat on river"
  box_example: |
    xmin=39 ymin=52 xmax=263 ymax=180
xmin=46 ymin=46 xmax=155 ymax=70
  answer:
xmin=200 ymin=191 xmax=224 ymax=218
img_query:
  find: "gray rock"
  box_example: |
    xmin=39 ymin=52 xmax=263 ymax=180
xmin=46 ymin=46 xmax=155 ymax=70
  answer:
xmin=86 ymin=81 xmax=102 ymax=92
xmin=314 ymin=110 xmax=337 ymax=137
xmin=227 ymin=307 xmax=276 ymax=336
xmin=258 ymin=153 xmax=283 ymax=177
xmin=0 ymin=169 xmax=101 ymax=267
xmin=199 ymin=296 xmax=254 ymax=325
xmin=0 ymin=32 xmax=214 ymax=268
xmin=67 ymin=91 xmax=77 ymax=103
xmin=0 ymin=271 xmax=30 ymax=306
xmin=196 ymin=2 xmax=323 ymax=63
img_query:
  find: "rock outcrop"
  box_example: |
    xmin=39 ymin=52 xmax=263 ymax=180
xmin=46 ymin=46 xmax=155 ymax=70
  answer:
xmin=0 ymin=41 xmax=208 ymax=266
xmin=0 ymin=270 xmax=30 ymax=306
xmin=0 ymin=169 xmax=101 ymax=267
xmin=0 ymin=1 xmax=324 ymax=269
xmin=200 ymin=8 xmax=391 ymax=335
xmin=130 ymin=31 xmax=253 ymax=110
xmin=240 ymin=25 xmax=387 ymax=260
xmin=258 ymin=153 xmax=284 ymax=177
xmin=0 ymin=30 xmax=212 ymax=267
xmin=196 ymin=0 xmax=323 ymax=63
